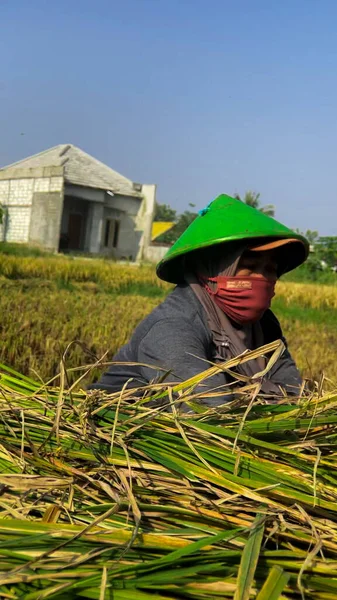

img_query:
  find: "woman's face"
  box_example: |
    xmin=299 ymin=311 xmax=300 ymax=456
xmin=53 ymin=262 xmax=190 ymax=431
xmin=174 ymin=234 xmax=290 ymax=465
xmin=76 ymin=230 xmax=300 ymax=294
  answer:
xmin=236 ymin=250 xmax=278 ymax=281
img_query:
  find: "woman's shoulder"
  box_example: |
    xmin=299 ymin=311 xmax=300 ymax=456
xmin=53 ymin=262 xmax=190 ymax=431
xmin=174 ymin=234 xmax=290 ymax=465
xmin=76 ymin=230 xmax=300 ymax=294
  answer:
xmin=132 ymin=284 xmax=209 ymax=342
xmin=153 ymin=284 xmax=203 ymax=320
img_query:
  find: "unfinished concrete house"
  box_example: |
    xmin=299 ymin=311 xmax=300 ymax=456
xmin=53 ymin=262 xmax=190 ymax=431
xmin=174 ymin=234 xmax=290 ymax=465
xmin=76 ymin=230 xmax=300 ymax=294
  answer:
xmin=0 ymin=144 xmax=156 ymax=261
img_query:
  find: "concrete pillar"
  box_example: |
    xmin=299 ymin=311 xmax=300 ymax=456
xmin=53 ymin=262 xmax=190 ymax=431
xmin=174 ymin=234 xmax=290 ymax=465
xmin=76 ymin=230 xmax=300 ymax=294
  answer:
xmin=30 ymin=190 xmax=64 ymax=251
xmin=88 ymin=203 xmax=104 ymax=254
xmin=136 ymin=183 xmax=156 ymax=261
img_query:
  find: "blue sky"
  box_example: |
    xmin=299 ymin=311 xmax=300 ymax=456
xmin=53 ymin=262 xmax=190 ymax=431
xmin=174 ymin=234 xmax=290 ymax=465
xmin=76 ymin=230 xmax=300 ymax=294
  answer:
xmin=1 ymin=0 xmax=336 ymax=234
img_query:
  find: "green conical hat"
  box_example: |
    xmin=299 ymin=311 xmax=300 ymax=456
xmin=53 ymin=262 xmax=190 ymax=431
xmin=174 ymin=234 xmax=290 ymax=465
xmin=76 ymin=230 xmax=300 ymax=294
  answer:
xmin=156 ymin=194 xmax=309 ymax=283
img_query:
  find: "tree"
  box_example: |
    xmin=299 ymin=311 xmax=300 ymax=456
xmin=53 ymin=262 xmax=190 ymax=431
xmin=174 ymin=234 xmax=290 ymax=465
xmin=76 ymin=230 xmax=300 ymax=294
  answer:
xmin=234 ymin=191 xmax=275 ymax=217
xmin=154 ymin=203 xmax=197 ymax=244
xmin=171 ymin=208 xmax=197 ymax=239
xmin=295 ymin=229 xmax=337 ymax=272
xmin=317 ymin=236 xmax=337 ymax=268
xmin=298 ymin=229 xmax=319 ymax=247
xmin=0 ymin=205 xmax=3 ymax=225
xmin=153 ymin=202 xmax=177 ymax=222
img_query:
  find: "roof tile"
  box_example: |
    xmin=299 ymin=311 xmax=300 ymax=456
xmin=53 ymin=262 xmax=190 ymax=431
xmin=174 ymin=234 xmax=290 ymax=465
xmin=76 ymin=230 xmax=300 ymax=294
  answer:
xmin=1 ymin=144 xmax=142 ymax=197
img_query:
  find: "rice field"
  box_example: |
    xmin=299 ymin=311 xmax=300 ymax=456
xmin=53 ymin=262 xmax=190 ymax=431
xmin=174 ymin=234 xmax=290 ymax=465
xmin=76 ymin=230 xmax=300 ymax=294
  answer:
xmin=0 ymin=254 xmax=170 ymax=293
xmin=1 ymin=254 xmax=337 ymax=598
xmin=0 ymin=254 xmax=336 ymax=384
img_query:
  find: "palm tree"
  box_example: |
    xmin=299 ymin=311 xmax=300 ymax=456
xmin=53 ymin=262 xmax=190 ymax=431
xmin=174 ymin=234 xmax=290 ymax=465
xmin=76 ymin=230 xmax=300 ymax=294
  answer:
xmin=234 ymin=191 xmax=275 ymax=217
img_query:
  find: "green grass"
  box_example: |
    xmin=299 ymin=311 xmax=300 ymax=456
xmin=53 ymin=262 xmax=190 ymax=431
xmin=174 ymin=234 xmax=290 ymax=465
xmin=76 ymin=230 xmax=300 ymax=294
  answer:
xmin=273 ymin=296 xmax=337 ymax=327
xmin=0 ymin=241 xmax=53 ymax=257
xmin=283 ymin=262 xmax=337 ymax=285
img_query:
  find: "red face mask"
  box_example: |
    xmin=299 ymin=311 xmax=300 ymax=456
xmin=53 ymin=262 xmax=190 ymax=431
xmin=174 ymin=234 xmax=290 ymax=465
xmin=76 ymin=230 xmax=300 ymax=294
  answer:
xmin=200 ymin=276 xmax=276 ymax=325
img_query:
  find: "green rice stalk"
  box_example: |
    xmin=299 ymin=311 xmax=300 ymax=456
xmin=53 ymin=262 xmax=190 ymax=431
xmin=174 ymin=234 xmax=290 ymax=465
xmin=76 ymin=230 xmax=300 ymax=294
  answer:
xmin=1 ymin=346 xmax=337 ymax=598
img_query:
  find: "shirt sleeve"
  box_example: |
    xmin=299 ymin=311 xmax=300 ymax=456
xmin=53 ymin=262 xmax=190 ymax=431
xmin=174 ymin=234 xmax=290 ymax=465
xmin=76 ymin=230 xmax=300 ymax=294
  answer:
xmin=137 ymin=318 xmax=233 ymax=407
xmin=265 ymin=343 xmax=302 ymax=396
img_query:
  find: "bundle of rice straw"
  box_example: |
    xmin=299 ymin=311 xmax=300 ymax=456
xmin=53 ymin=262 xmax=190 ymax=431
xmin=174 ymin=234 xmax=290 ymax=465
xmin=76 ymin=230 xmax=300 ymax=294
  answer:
xmin=0 ymin=341 xmax=337 ymax=599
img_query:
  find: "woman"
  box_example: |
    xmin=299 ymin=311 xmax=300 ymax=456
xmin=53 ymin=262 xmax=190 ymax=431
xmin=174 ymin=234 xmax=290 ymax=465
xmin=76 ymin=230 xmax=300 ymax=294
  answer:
xmin=91 ymin=194 xmax=309 ymax=405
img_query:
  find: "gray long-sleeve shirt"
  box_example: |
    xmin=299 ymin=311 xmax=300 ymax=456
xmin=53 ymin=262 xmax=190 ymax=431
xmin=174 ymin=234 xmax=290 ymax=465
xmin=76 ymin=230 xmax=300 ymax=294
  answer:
xmin=90 ymin=284 xmax=302 ymax=405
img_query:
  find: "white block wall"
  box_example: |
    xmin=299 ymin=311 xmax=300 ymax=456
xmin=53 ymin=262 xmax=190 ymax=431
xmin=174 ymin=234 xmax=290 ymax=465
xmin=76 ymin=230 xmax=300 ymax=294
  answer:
xmin=144 ymin=244 xmax=170 ymax=263
xmin=0 ymin=181 xmax=10 ymax=206
xmin=4 ymin=207 xmax=31 ymax=242
xmin=7 ymin=179 xmax=34 ymax=204
xmin=0 ymin=176 xmax=63 ymax=244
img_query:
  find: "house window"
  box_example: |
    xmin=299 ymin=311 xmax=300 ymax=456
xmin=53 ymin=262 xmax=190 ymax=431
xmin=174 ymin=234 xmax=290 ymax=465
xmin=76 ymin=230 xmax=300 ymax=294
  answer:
xmin=103 ymin=218 xmax=120 ymax=249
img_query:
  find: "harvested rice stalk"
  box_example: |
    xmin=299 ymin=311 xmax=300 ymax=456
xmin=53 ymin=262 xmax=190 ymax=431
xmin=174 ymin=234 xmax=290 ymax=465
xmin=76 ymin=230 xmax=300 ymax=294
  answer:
xmin=0 ymin=350 xmax=337 ymax=599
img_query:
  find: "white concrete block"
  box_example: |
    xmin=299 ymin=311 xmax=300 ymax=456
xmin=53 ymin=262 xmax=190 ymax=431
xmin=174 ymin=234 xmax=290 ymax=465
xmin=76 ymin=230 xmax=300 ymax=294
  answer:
xmin=5 ymin=206 xmax=31 ymax=242
xmin=7 ymin=179 xmax=34 ymax=205
xmin=10 ymin=179 xmax=34 ymax=194
xmin=49 ymin=177 xmax=63 ymax=192
xmin=0 ymin=180 xmax=10 ymax=200
xmin=34 ymin=178 xmax=50 ymax=192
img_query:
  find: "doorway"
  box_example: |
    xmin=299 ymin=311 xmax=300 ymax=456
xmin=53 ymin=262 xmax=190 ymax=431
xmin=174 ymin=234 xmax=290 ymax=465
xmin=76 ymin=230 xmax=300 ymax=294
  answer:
xmin=68 ymin=213 xmax=83 ymax=249
xmin=59 ymin=196 xmax=89 ymax=252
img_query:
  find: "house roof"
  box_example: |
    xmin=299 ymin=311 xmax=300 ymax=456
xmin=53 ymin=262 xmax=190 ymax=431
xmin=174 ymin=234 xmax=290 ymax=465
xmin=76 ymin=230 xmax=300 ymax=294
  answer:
xmin=0 ymin=144 xmax=142 ymax=197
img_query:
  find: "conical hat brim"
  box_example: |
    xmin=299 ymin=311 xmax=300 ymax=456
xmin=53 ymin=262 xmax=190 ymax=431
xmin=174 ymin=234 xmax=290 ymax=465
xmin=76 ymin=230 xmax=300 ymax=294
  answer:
xmin=156 ymin=194 xmax=309 ymax=283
